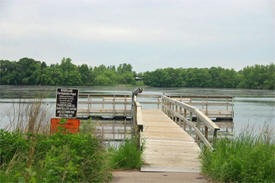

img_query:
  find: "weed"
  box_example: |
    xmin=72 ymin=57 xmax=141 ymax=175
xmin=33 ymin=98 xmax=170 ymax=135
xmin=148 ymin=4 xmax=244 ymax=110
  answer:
xmin=200 ymin=128 xmax=275 ymax=183
xmin=108 ymin=138 xmax=143 ymax=169
xmin=0 ymin=131 xmax=112 ymax=183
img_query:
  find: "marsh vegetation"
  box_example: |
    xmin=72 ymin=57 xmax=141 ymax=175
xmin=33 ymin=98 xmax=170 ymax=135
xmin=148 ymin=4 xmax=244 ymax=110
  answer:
xmin=0 ymin=100 xmax=143 ymax=183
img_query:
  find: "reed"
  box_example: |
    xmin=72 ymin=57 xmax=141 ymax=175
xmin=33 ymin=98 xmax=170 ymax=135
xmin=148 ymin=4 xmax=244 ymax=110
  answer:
xmin=0 ymin=99 xmax=112 ymax=182
xmin=4 ymin=98 xmax=51 ymax=134
xmin=108 ymin=138 xmax=143 ymax=169
xmin=200 ymin=126 xmax=275 ymax=183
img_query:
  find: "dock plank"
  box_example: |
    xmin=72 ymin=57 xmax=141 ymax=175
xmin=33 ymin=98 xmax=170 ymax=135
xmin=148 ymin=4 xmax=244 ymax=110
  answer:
xmin=141 ymin=109 xmax=201 ymax=173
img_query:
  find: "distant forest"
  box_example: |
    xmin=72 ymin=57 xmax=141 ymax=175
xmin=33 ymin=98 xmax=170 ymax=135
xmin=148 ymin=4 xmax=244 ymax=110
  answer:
xmin=0 ymin=57 xmax=274 ymax=89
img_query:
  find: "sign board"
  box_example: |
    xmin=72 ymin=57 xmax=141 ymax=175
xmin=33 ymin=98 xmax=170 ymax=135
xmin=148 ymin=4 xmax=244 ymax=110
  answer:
xmin=50 ymin=118 xmax=80 ymax=134
xmin=56 ymin=88 xmax=78 ymax=118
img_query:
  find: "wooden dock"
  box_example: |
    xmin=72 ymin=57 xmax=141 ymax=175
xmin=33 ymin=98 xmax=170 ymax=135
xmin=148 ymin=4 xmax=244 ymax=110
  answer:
xmin=76 ymin=92 xmax=232 ymax=171
xmin=131 ymin=94 xmax=221 ymax=173
xmin=140 ymin=109 xmax=201 ymax=172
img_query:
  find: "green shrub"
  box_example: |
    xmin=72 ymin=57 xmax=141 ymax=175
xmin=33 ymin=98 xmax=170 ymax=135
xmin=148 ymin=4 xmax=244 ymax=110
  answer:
xmin=0 ymin=131 xmax=111 ymax=183
xmin=0 ymin=130 xmax=29 ymax=167
xmin=109 ymin=139 xmax=143 ymax=169
xmin=201 ymin=132 xmax=275 ymax=183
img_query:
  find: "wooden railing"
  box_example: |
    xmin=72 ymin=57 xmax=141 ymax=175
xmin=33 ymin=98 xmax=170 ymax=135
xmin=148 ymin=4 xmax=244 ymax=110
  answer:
xmin=77 ymin=93 xmax=233 ymax=119
xmin=162 ymin=95 xmax=220 ymax=151
xmin=132 ymin=95 xmax=144 ymax=148
xmin=78 ymin=94 xmax=132 ymax=117
xmin=168 ymin=95 xmax=233 ymax=119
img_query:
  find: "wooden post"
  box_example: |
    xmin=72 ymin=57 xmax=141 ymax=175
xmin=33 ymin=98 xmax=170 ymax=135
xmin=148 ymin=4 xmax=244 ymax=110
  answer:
xmin=172 ymin=103 xmax=176 ymax=121
xmin=205 ymin=126 xmax=208 ymax=140
xmin=88 ymin=95 xmax=90 ymax=114
xmin=179 ymin=106 xmax=183 ymax=127
xmin=184 ymin=109 xmax=187 ymax=130
xmin=175 ymin=105 xmax=178 ymax=122
xmin=226 ymin=98 xmax=229 ymax=111
xmin=124 ymin=118 xmax=126 ymax=140
xmin=90 ymin=95 xmax=92 ymax=115
xmin=206 ymin=97 xmax=208 ymax=116
xmin=190 ymin=112 xmax=193 ymax=134
xmin=113 ymin=95 xmax=115 ymax=116
xmin=161 ymin=97 xmax=164 ymax=112
xmin=157 ymin=97 xmax=160 ymax=109
xmin=124 ymin=96 xmax=127 ymax=116
xmin=112 ymin=120 xmax=115 ymax=140
xmin=101 ymin=123 xmax=104 ymax=139
xmin=196 ymin=116 xmax=200 ymax=143
xmin=213 ymin=129 xmax=218 ymax=147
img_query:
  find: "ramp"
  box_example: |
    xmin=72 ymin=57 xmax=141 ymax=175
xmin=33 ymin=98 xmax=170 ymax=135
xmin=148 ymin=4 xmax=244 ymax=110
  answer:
xmin=140 ymin=109 xmax=201 ymax=173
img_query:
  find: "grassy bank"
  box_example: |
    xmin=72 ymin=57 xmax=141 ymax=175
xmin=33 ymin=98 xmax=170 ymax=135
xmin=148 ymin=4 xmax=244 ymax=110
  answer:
xmin=200 ymin=131 xmax=275 ymax=182
xmin=0 ymin=130 xmax=112 ymax=183
xmin=0 ymin=100 xmax=144 ymax=182
xmin=0 ymin=130 xmax=143 ymax=182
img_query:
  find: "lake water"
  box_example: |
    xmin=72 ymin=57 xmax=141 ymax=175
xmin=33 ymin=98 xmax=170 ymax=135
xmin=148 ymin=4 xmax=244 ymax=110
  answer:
xmin=0 ymin=85 xmax=274 ymax=137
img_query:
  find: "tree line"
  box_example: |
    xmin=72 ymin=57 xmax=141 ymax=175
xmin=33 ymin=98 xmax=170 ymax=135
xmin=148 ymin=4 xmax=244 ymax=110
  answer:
xmin=0 ymin=57 xmax=136 ymax=86
xmin=143 ymin=64 xmax=275 ymax=89
xmin=0 ymin=57 xmax=274 ymax=89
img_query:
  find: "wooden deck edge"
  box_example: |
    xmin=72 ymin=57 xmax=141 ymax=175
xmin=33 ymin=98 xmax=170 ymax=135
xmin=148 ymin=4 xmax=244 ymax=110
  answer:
xmin=140 ymin=166 xmax=201 ymax=173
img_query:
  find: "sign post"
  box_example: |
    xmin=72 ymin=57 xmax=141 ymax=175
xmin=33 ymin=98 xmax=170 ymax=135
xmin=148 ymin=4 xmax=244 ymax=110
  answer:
xmin=51 ymin=88 xmax=80 ymax=134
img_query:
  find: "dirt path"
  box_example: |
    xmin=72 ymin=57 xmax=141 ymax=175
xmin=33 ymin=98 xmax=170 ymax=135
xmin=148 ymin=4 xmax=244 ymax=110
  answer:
xmin=111 ymin=170 xmax=209 ymax=183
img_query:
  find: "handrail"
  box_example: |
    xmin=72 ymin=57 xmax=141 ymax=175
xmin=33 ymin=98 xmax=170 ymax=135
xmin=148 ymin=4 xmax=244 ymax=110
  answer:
xmin=132 ymin=93 xmax=144 ymax=148
xmin=161 ymin=95 xmax=220 ymax=151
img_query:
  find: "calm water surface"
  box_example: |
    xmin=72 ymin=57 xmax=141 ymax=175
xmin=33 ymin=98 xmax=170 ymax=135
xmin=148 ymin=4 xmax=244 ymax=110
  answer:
xmin=0 ymin=85 xmax=274 ymax=136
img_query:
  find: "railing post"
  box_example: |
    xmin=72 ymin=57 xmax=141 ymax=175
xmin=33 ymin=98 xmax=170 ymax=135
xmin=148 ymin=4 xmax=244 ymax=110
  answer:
xmin=213 ymin=129 xmax=218 ymax=147
xmin=161 ymin=96 xmax=164 ymax=112
xmin=88 ymin=94 xmax=90 ymax=114
xmin=157 ymin=97 xmax=160 ymax=109
xmin=184 ymin=108 xmax=187 ymax=130
xmin=206 ymin=97 xmax=208 ymax=116
xmin=226 ymin=98 xmax=229 ymax=111
xmin=113 ymin=95 xmax=115 ymax=117
xmin=131 ymin=88 xmax=143 ymax=138
xmin=175 ymin=104 xmax=178 ymax=122
xmin=190 ymin=111 xmax=193 ymax=135
xmin=196 ymin=116 xmax=201 ymax=143
xmin=179 ymin=106 xmax=183 ymax=127
xmin=124 ymin=96 xmax=127 ymax=116
xmin=205 ymin=126 xmax=208 ymax=140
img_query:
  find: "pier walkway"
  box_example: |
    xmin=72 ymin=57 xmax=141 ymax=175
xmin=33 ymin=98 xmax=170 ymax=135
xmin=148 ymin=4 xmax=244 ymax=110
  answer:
xmin=140 ymin=109 xmax=201 ymax=172
xmin=77 ymin=92 xmax=231 ymax=173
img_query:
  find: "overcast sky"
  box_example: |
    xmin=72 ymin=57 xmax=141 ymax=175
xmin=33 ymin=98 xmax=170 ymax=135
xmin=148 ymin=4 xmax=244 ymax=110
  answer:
xmin=0 ymin=0 xmax=274 ymax=72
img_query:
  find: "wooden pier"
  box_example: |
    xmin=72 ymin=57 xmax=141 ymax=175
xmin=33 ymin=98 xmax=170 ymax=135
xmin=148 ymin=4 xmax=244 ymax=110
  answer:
xmin=132 ymin=94 xmax=223 ymax=173
xmin=140 ymin=109 xmax=201 ymax=172
xmin=77 ymin=92 xmax=233 ymax=172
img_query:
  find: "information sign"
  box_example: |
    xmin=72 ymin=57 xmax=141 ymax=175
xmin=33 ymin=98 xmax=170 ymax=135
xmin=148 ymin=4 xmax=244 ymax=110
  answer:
xmin=56 ymin=88 xmax=78 ymax=118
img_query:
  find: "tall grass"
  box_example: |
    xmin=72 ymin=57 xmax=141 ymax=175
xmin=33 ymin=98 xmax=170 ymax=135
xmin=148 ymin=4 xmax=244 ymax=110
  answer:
xmin=108 ymin=138 xmax=143 ymax=170
xmin=201 ymin=127 xmax=275 ymax=183
xmin=4 ymin=99 xmax=50 ymax=134
xmin=1 ymin=99 xmax=144 ymax=182
xmin=0 ymin=131 xmax=112 ymax=183
xmin=0 ymin=99 xmax=112 ymax=183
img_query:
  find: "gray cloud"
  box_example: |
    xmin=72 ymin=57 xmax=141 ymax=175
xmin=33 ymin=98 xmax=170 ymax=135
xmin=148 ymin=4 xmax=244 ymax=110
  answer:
xmin=0 ymin=0 xmax=274 ymax=72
